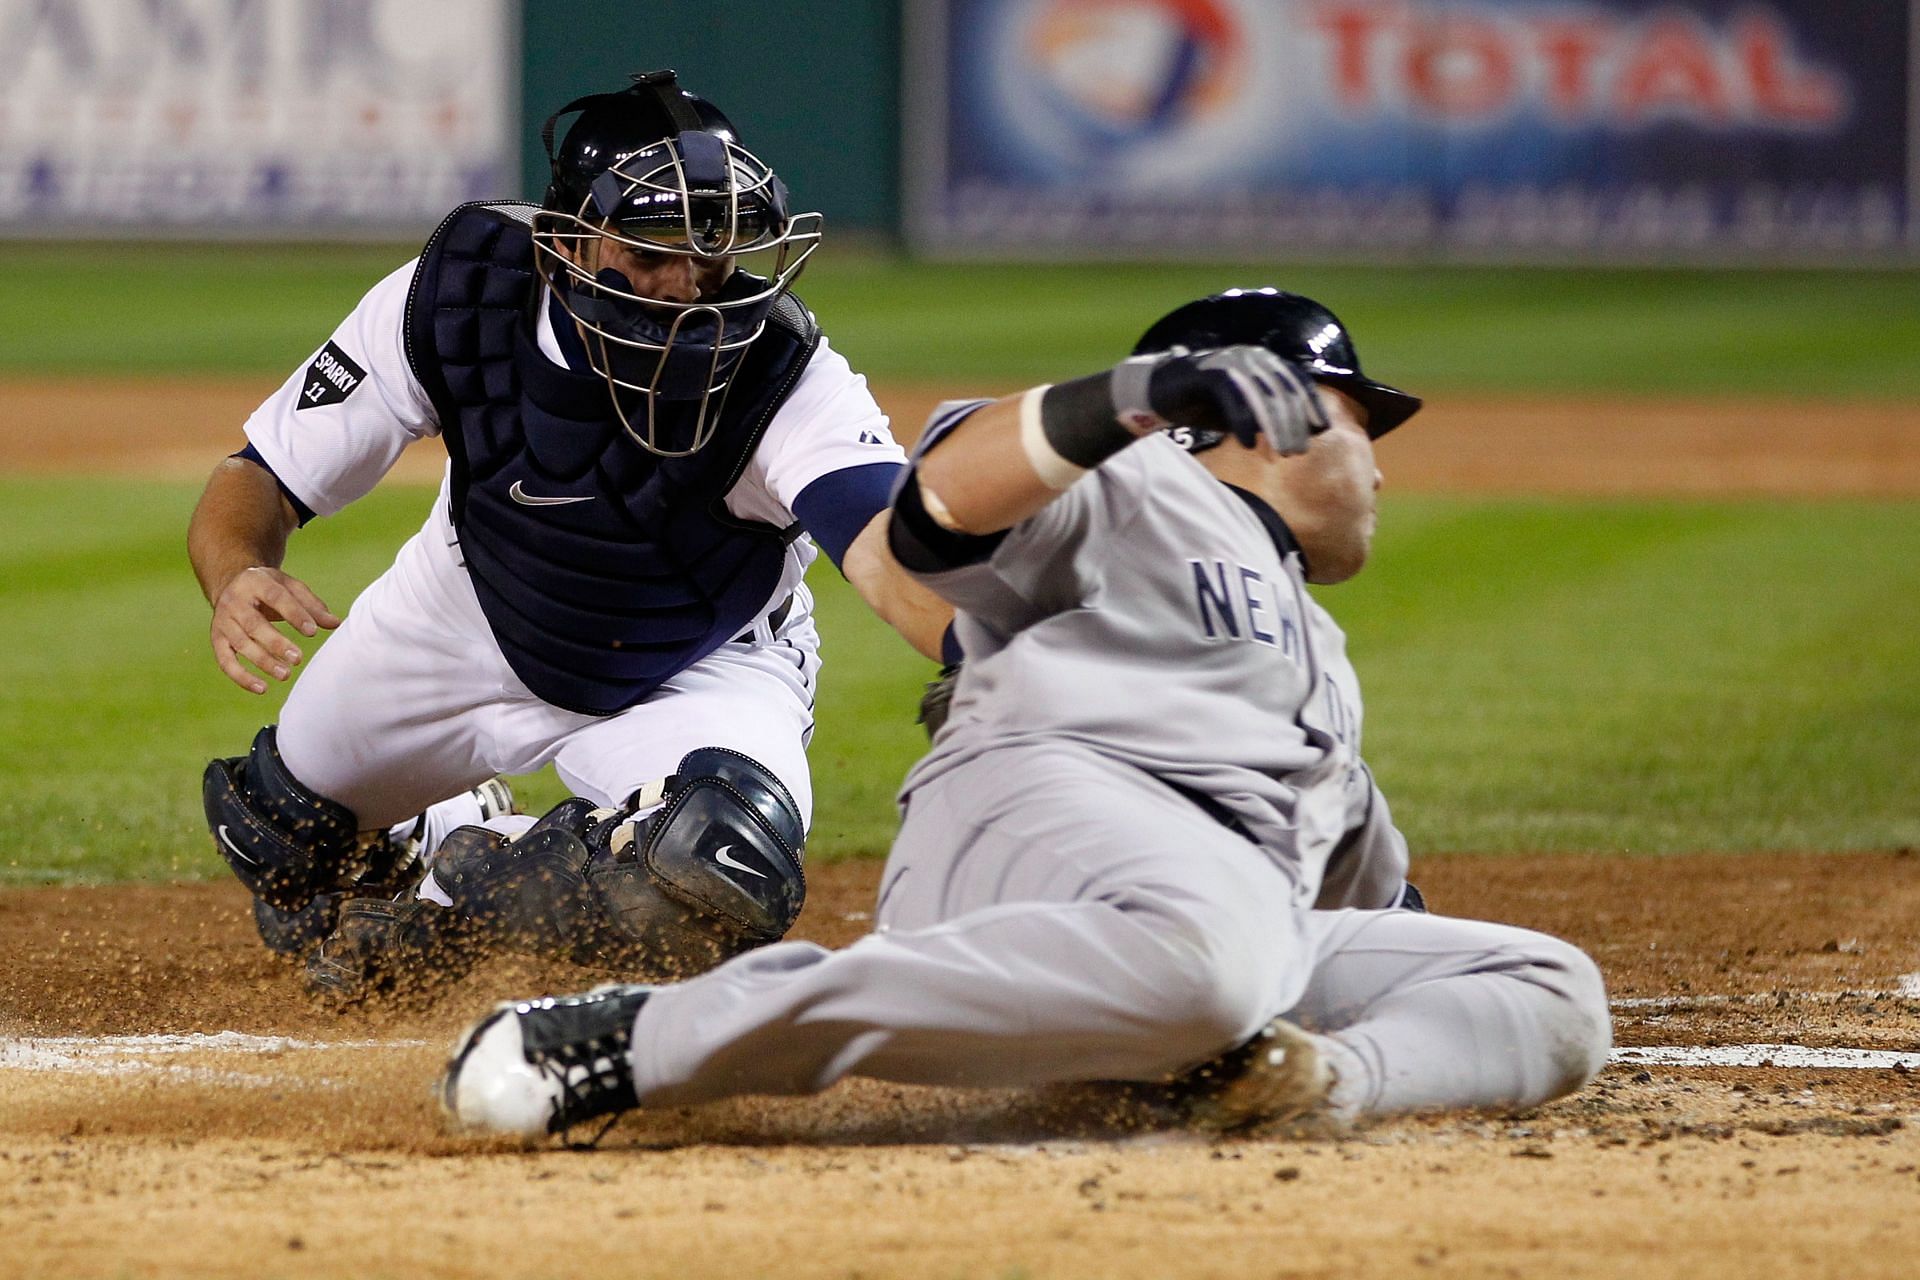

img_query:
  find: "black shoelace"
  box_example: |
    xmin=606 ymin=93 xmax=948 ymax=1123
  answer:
xmin=529 ymin=1031 xmax=640 ymax=1147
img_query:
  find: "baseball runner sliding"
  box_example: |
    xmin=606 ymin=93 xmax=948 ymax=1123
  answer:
xmin=439 ymin=288 xmax=1612 ymax=1138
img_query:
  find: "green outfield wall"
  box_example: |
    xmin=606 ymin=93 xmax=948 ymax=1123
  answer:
xmin=520 ymin=1 xmax=902 ymax=232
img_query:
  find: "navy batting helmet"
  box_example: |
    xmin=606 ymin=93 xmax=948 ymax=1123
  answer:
xmin=1135 ymin=288 xmax=1421 ymax=447
xmin=533 ymin=70 xmax=821 ymax=457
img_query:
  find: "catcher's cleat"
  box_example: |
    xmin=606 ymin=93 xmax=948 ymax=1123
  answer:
xmin=439 ymin=984 xmax=653 ymax=1139
xmin=1181 ymin=1017 xmax=1341 ymax=1134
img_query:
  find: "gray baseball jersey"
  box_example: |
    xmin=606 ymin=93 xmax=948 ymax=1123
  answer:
xmin=903 ymin=404 xmax=1370 ymax=905
xmin=617 ymin=408 xmax=1610 ymax=1117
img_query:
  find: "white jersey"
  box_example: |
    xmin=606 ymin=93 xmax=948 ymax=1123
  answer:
xmin=241 ymin=259 xmax=905 ymax=607
xmin=903 ymin=422 xmax=1369 ymax=899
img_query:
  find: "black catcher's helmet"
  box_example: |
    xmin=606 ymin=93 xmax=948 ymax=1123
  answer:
xmin=533 ymin=70 xmax=821 ymax=457
xmin=1135 ymin=288 xmax=1422 ymax=449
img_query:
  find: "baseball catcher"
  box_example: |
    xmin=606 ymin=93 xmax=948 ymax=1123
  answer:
xmin=190 ymin=70 xmax=953 ymax=1001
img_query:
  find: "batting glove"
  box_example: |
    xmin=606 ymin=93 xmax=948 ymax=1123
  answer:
xmin=1118 ymin=345 xmax=1330 ymax=456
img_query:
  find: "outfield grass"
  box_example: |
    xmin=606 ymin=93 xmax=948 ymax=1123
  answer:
xmin=3 ymin=242 xmax=1914 ymax=881
xmin=2 ymin=242 xmax=1917 ymax=395
xmin=3 ymin=476 xmax=1915 ymax=885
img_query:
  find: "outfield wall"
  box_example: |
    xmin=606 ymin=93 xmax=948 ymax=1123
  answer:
xmin=906 ymin=0 xmax=1918 ymax=261
xmin=518 ymin=0 xmax=901 ymax=236
xmin=0 ymin=0 xmax=1913 ymax=261
xmin=0 ymin=0 xmax=521 ymax=238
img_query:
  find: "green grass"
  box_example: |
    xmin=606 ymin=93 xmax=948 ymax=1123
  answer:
xmin=2 ymin=241 xmax=1916 ymax=395
xmin=3 ymin=477 xmax=1915 ymax=885
xmin=3 ymin=241 xmax=1914 ymax=880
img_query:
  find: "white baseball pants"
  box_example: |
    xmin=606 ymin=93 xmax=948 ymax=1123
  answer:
xmin=275 ymin=503 xmax=821 ymax=831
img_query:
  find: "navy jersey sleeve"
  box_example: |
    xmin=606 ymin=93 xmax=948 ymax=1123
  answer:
xmin=791 ymin=460 xmax=906 ymax=569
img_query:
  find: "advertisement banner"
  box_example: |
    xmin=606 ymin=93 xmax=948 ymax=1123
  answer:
xmin=906 ymin=0 xmax=1915 ymax=259
xmin=0 ymin=0 xmax=517 ymax=236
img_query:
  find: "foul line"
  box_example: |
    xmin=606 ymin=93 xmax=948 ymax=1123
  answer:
xmin=1613 ymin=985 xmax=1920 ymax=1011
xmin=0 ymin=1031 xmax=429 ymax=1086
xmin=1611 ymin=1044 xmax=1920 ymax=1070
xmin=10 ymin=989 xmax=1920 ymax=1083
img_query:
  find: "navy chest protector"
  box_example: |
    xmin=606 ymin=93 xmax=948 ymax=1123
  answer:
xmin=404 ymin=202 xmax=818 ymax=715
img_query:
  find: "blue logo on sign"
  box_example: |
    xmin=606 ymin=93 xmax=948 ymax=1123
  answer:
xmin=1018 ymin=0 xmax=1245 ymax=155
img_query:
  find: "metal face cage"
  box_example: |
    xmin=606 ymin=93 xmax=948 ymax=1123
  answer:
xmin=534 ymin=130 xmax=822 ymax=457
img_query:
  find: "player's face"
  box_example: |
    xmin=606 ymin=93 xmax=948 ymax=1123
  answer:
xmin=571 ymin=234 xmax=736 ymax=305
xmin=1265 ymin=386 xmax=1380 ymax=585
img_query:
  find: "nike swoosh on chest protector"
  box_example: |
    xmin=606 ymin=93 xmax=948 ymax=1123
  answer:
xmin=508 ymin=481 xmax=595 ymax=507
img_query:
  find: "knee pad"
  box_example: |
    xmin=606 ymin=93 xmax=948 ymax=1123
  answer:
xmin=202 ymin=725 xmax=360 ymax=913
xmin=592 ymin=747 xmax=808 ymax=961
xmin=435 ymin=751 xmax=806 ymax=979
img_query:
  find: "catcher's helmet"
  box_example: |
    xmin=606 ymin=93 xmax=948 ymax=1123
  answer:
xmin=1135 ymin=288 xmax=1421 ymax=447
xmin=534 ymin=70 xmax=821 ymax=457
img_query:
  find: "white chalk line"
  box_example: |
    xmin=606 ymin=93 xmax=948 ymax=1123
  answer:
xmin=8 ymin=989 xmax=1920 ymax=1084
xmin=1612 ymin=986 xmax=1919 ymax=1011
xmin=1606 ymin=983 xmax=1920 ymax=1067
xmin=1610 ymin=1044 xmax=1920 ymax=1070
xmin=0 ymin=1031 xmax=429 ymax=1087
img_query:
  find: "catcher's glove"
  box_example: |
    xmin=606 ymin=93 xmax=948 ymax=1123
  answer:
xmin=304 ymin=896 xmax=477 ymax=1005
xmin=918 ymin=662 xmax=962 ymax=740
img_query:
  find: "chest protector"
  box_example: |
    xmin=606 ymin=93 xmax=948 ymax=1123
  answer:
xmin=404 ymin=202 xmax=818 ymax=716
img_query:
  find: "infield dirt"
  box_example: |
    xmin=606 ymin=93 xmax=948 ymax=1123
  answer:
xmin=3 ymin=380 xmax=1919 ymax=1279
xmin=5 ymin=855 xmax=1920 ymax=1280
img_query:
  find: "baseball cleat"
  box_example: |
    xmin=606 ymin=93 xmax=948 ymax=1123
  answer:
xmin=1183 ymin=1017 xmax=1338 ymax=1134
xmin=439 ymin=983 xmax=652 ymax=1138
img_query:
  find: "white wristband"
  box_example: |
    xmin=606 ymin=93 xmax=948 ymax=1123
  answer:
xmin=1018 ymin=384 xmax=1088 ymax=491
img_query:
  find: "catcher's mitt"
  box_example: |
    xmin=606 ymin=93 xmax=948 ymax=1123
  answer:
xmin=917 ymin=662 xmax=962 ymax=739
xmin=304 ymin=896 xmax=476 ymax=1005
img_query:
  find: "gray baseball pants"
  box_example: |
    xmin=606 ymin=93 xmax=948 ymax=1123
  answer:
xmin=627 ymin=743 xmax=1610 ymax=1117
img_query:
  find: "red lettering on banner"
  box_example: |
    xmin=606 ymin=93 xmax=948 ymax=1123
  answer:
xmin=1616 ymin=18 xmax=1731 ymax=123
xmin=1406 ymin=19 xmax=1514 ymax=118
xmin=1302 ymin=2 xmax=1848 ymax=131
xmin=1738 ymin=14 xmax=1843 ymax=126
xmin=1310 ymin=4 xmax=1396 ymax=110
xmin=1531 ymin=17 xmax=1613 ymax=119
xmin=1167 ymin=0 xmax=1235 ymax=43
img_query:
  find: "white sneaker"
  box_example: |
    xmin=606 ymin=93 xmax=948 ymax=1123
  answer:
xmin=439 ymin=983 xmax=652 ymax=1138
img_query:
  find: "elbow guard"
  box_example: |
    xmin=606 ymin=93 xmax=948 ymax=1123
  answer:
xmin=888 ymin=468 xmax=1006 ymax=573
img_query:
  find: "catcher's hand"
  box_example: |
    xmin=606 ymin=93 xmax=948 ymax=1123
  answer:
xmin=1139 ymin=345 xmax=1329 ymax=455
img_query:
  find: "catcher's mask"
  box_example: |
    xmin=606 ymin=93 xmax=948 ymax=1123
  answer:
xmin=533 ymin=70 xmax=822 ymax=457
xmin=1135 ymin=288 xmax=1422 ymax=451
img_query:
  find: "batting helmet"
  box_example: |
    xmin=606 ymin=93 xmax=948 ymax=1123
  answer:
xmin=533 ymin=70 xmax=821 ymax=457
xmin=1134 ymin=288 xmax=1422 ymax=448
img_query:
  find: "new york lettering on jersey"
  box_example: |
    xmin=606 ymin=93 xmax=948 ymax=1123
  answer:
xmin=1187 ymin=557 xmax=1307 ymax=660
